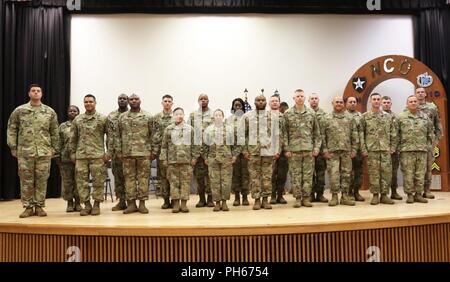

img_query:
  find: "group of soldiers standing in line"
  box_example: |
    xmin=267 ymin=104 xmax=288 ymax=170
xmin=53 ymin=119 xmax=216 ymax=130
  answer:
xmin=7 ymin=84 xmax=442 ymax=218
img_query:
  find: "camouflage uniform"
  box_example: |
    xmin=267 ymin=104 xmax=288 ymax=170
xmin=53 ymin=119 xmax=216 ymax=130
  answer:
xmin=271 ymin=112 xmax=289 ymax=198
xmin=347 ymin=110 xmax=364 ymax=198
xmin=152 ymin=111 xmax=173 ymax=200
xmin=7 ymin=103 xmax=59 ymax=208
xmin=204 ymin=123 xmax=237 ymax=202
xmin=117 ymin=110 xmax=153 ymax=201
xmin=69 ymin=112 xmax=109 ymax=203
xmin=58 ymin=121 xmax=79 ymax=202
xmin=383 ymin=110 xmax=400 ymax=194
xmin=418 ymin=102 xmax=443 ymax=193
xmin=360 ymin=111 xmax=397 ymax=195
xmin=397 ymin=111 xmax=434 ymax=196
xmin=243 ymin=110 xmax=281 ymax=200
xmin=321 ymin=112 xmax=358 ymax=195
xmin=160 ymin=122 xmax=200 ymax=200
xmin=311 ymin=107 xmax=327 ymax=197
xmin=282 ymin=107 xmax=321 ymax=200
xmin=107 ymin=110 xmax=126 ymax=201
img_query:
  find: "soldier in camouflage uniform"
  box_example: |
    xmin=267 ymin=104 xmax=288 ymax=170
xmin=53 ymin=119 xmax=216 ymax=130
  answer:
xmin=160 ymin=107 xmax=201 ymax=213
xmin=397 ymin=95 xmax=434 ymax=204
xmin=204 ymin=109 xmax=238 ymax=212
xmin=151 ymin=95 xmax=174 ymax=209
xmin=117 ymin=94 xmax=152 ymax=214
xmin=360 ymin=93 xmax=396 ymax=205
xmin=381 ymin=96 xmax=403 ymax=200
xmin=269 ymin=94 xmax=288 ymax=205
xmin=416 ymin=87 xmax=443 ymax=199
xmin=188 ymin=94 xmax=214 ymax=208
xmin=243 ymin=95 xmax=281 ymax=210
xmin=69 ymin=94 xmax=110 ymax=216
xmin=107 ymin=94 xmax=128 ymax=211
xmin=321 ymin=96 xmax=358 ymax=206
xmin=346 ymin=96 xmax=365 ymax=202
xmin=7 ymin=84 xmax=59 ymax=218
xmin=282 ymin=89 xmax=321 ymax=208
xmin=226 ymin=98 xmax=250 ymax=206
xmin=58 ymin=105 xmax=82 ymax=212
xmin=309 ymin=93 xmax=328 ymax=203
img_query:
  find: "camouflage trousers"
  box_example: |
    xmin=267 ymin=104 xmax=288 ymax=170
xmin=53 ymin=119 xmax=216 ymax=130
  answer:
xmin=208 ymin=159 xmax=232 ymax=202
xmin=400 ymin=151 xmax=427 ymax=195
xmin=194 ymin=157 xmax=211 ymax=196
xmin=326 ymin=151 xmax=352 ymax=194
xmin=231 ymin=154 xmax=249 ymax=195
xmin=157 ymin=157 xmax=170 ymax=199
xmin=18 ymin=156 xmax=51 ymax=208
xmin=313 ymin=154 xmax=327 ymax=194
xmin=289 ymin=151 xmax=314 ymax=199
xmin=271 ymin=153 xmax=289 ymax=195
xmin=111 ymin=155 xmax=125 ymax=200
xmin=122 ymin=157 xmax=150 ymax=201
xmin=248 ymin=156 xmax=274 ymax=199
xmin=391 ymin=152 xmax=400 ymax=190
xmin=75 ymin=159 xmax=106 ymax=203
xmin=350 ymin=153 xmax=364 ymax=193
xmin=424 ymin=147 xmax=435 ymax=191
xmin=367 ymin=151 xmax=392 ymax=195
xmin=59 ymin=162 xmax=79 ymax=201
xmin=168 ymin=163 xmax=193 ymax=200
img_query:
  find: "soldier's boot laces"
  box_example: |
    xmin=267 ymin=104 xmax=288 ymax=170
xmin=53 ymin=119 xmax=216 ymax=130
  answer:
xmin=233 ymin=192 xmax=240 ymax=206
xmin=269 ymin=192 xmax=277 ymax=205
xmin=35 ymin=206 xmax=47 ymax=217
xmin=221 ymin=201 xmax=229 ymax=212
xmin=196 ymin=193 xmax=207 ymax=208
xmin=414 ymin=193 xmax=428 ymax=203
xmin=241 ymin=194 xmax=250 ymax=206
xmin=161 ymin=198 xmax=171 ymax=209
xmin=380 ymin=194 xmax=394 ymax=205
xmin=213 ymin=201 xmax=221 ymax=212
xmin=276 ymin=192 xmax=287 ymax=204
xmin=180 ymin=200 xmax=189 ymax=213
xmin=406 ymin=194 xmax=414 ymax=204
xmin=390 ymin=188 xmax=403 ymax=200
xmin=112 ymin=198 xmax=127 ymax=211
xmin=293 ymin=198 xmax=301 ymax=208
xmin=340 ymin=193 xmax=355 ymax=206
xmin=74 ymin=199 xmax=82 ymax=212
xmin=301 ymin=196 xmax=313 ymax=207
xmin=172 ymin=199 xmax=180 ymax=213
xmin=329 ymin=193 xmax=338 ymax=207
xmin=262 ymin=197 xmax=272 ymax=209
xmin=19 ymin=207 xmax=34 ymax=218
xmin=138 ymin=200 xmax=149 ymax=214
xmin=253 ymin=198 xmax=261 ymax=210
xmin=123 ymin=200 xmax=138 ymax=214
xmin=206 ymin=195 xmax=214 ymax=207
xmin=80 ymin=201 xmax=92 ymax=216
xmin=66 ymin=200 xmax=75 ymax=213
xmin=370 ymin=194 xmax=380 ymax=205
xmin=91 ymin=201 xmax=101 ymax=216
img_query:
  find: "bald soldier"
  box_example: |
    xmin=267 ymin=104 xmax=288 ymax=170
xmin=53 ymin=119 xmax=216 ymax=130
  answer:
xmin=188 ymin=94 xmax=214 ymax=208
xmin=7 ymin=84 xmax=59 ymax=218
xmin=107 ymin=94 xmax=129 ymax=211
xmin=416 ymin=87 xmax=443 ymax=199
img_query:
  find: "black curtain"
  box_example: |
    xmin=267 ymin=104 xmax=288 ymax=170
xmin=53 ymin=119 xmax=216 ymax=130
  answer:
xmin=0 ymin=1 xmax=70 ymax=200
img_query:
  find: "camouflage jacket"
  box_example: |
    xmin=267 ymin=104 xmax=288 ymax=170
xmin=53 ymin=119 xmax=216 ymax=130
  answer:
xmin=204 ymin=123 xmax=239 ymax=163
xmin=117 ymin=109 xmax=153 ymax=157
xmin=418 ymin=102 xmax=443 ymax=144
xmin=58 ymin=121 xmax=74 ymax=162
xmin=243 ymin=110 xmax=282 ymax=156
xmin=282 ymin=106 xmax=321 ymax=152
xmin=7 ymin=103 xmax=59 ymax=158
xmin=69 ymin=111 xmax=109 ymax=159
xmin=107 ymin=109 xmax=127 ymax=156
xmin=188 ymin=108 xmax=214 ymax=157
xmin=397 ymin=110 xmax=434 ymax=152
xmin=360 ymin=111 xmax=397 ymax=153
xmin=151 ymin=111 xmax=173 ymax=156
xmin=312 ymin=107 xmax=327 ymax=152
xmin=347 ymin=110 xmax=363 ymax=152
xmin=160 ymin=122 xmax=201 ymax=164
xmin=225 ymin=113 xmax=246 ymax=149
xmin=321 ymin=111 xmax=358 ymax=154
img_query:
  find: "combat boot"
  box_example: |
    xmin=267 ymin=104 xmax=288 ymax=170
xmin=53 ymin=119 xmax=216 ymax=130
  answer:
xmin=276 ymin=192 xmax=287 ymax=204
xmin=80 ymin=201 xmax=92 ymax=216
xmin=213 ymin=201 xmax=221 ymax=212
xmin=354 ymin=191 xmax=365 ymax=202
xmin=348 ymin=191 xmax=356 ymax=201
xmin=340 ymin=193 xmax=355 ymax=206
xmin=370 ymin=194 xmax=380 ymax=205
xmin=301 ymin=196 xmax=313 ymax=207
xmin=406 ymin=194 xmax=414 ymax=204
xmin=91 ymin=201 xmax=101 ymax=216
xmin=270 ymin=192 xmax=277 ymax=205
xmin=380 ymin=194 xmax=394 ymax=205
xmin=253 ymin=198 xmax=261 ymax=210
xmin=19 ymin=207 xmax=34 ymax=218
xmin=74 ymin=199 xmax=82 ymax=212
xmin=138 ymin=200 xmax=149 ymax=214
xmin=390 ymin=188 xmax=403 ymax=200
xmin=172 ymin=199 xmax=180 ymax=213
xmin=414 ymin=193 xmax=428 ymax=203
xmin=233 ymin=192 xmax=240 ymax=206
xmin=293 ymin=197 xmax=301 ymax=208
xmin=423 ymin=190 xmax=435 ymax=199
xmin=180 ymin=200 xmax=189 ymax=213
xmin=123 ymin=200 xmax=138 ymax=214
xmin=161 ymin=198 xmax=171 ymax=209
xmin=66 ymin=200 xmax=75 ymax=212
xmin=316 ymin=192 xmax=329 ymax=203
xmin=329 ymin=193 xmax=338 ymax=207
xmin=262 ymin=197 xmax=272 ymax=209
xmin=35 ymin=206 xmax=47 ymax=217
xmin=242 ymin=194 xmax=250 ymax=206
xmin=206 ymin=195 xmax=214 ymax=207
xmin=112 ymin=198 xmax=127 ymax=211
xmin=196 ymin=193 xmax=206 ymax=208
xmin=222 ymin=201 xmax=229 ymax=212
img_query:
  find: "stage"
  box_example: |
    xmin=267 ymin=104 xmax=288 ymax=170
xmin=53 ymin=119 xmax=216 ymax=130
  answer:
xmin=1 ymin=190 xmax=450 ymax=262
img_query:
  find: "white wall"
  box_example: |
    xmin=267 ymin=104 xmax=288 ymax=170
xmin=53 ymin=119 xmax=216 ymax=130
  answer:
xmin=71 ymin=14 xmax=414 ymax=116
